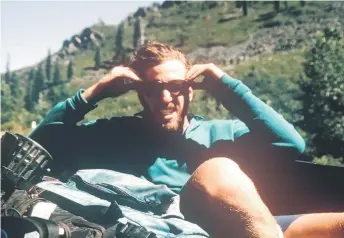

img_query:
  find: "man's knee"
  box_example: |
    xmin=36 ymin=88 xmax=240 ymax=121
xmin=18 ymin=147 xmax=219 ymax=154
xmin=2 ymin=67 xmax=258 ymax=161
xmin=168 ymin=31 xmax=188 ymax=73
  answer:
xmin=180 ymin=157 xmax=275 ymax=237
xmin=181 ymin=157 xmax=255 ymax=206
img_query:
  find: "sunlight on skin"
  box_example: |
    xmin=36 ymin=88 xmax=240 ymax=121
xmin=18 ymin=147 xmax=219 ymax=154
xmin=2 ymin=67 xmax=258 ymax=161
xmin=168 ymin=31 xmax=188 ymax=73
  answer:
xmin=284 ymin=213 xmax=344 ymax=238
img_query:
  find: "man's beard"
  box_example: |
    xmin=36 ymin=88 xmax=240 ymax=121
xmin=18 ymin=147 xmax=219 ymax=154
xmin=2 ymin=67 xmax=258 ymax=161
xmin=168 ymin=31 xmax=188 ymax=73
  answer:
xmin=160 ymin=112 xmax=185 ymax=132
xmin=139 ymin=94 xmax=189 ymax=133
xmin=155 ymin=102 xmax=189 ymax=133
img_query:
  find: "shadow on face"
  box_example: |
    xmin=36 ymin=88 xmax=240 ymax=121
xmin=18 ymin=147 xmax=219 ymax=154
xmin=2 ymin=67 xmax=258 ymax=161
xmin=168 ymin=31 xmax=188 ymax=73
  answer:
xmin=138 ymin=60 xmax=194 ymax=132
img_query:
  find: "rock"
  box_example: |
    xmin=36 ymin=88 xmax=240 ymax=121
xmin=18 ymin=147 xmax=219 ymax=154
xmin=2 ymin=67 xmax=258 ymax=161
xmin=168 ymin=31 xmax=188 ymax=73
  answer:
xmin=218 ymin=14 xmax=240 ymax=23
xmin=128 ymin=15 xmax=135 ymax=25
xmin=150 ymin=6 xmax=159 ymax=12
xmin=134 ymin=7 xmax=147 ymax=18
xmin=67 ymin=43 xmax=78 ymax=53
xmin=161 ymin=1 xmax=174 ymax=9
xmin=62 ymin=40 xmax=70 ymax=48
xmin=204 ymin=15 xmax=211 ymax=21
xmin=71 ymin=35 xmax=82 ymax=47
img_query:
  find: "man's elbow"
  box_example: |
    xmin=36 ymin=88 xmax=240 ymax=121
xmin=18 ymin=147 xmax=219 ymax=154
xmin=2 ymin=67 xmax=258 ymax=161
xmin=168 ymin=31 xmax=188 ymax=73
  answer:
xmin=273 ymin=134 xmax=306 ymax=160
xmin=292 ymin=135 xmax=306 ymax=156
xmin=284 ymin=133 xmax=306 ymax=158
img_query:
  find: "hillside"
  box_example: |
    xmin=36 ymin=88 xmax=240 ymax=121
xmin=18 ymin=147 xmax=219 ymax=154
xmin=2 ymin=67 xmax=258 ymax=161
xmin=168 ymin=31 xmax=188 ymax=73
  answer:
xmin=1 ymin=1 xmax=344 ymax=164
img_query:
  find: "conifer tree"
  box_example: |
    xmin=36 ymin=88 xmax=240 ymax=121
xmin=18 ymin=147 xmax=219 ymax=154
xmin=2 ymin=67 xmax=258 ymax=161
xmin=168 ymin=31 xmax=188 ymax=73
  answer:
xmin=52 ymin=63 xmax=62 ymax=85
xmin=4 ymin=58 xmax=11 ymax=83
xmin=115 ymin=22 xmax=125 ymax=63
xmin=274 ymin=1 xmax=280 ymax=12
xmin=133 ymin=16 xmax=144 ymax=50
xmin=32 ymin=65 xmax=45 ymax=104
xmin=67 ymin=61 xmax=73 ymax=81
xmin=45 ymin=49 xmax=52 ymax=82
xmin=9 ymin=72 xmax=21 ymax=98
xmin=25 ymin=69 xmax=35 ymax=111
xmin=242 ymin=1 xmax=248 ymax=16
xmin=94 ymin=47 xmax=101 ymax=69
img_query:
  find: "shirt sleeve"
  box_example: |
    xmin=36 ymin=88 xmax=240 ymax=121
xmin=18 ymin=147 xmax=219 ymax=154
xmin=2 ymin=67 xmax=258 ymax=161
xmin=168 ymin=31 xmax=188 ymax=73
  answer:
xmin=27 ymin=90 xmax=99 ymax=176
xmin=30 ymin=89 xmax=97 ymax=132
xmin=216 ymin=74 xmax=305 ymax=158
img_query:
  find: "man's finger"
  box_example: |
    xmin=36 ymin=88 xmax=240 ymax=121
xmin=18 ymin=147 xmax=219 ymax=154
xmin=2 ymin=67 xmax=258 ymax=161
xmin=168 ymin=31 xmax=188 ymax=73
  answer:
xmin=124 ymin=70 xmax=142 ymax=82
xmin=186 ymin=66 xmax=202 ymax=80
xmin=186 ymin=66 xmax=207 ymax=81
xmin=186 ymin=65 xmax=201 ymax=78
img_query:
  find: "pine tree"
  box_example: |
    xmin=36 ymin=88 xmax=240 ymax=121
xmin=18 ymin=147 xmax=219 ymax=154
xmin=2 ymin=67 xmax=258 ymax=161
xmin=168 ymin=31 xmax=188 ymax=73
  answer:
xmin=1 ymin=82 xmax=15 ymax=122
xmin=4 ymin=58 xmax=11 ymax=83
xmin=45 ymin=49 xmax=52 ymax=82
xmin=32 ymin=64 xmax=45 ymax=104
xmin=9 ymin=72 xmax=21 ymax=98
xmin=67 ymin=61 xmax=73 ymax=81
xmin=115 ymin=22 xmax=125 ymax=63
xmin=1 ymin=56 xmax=14 ymax=121
xmin=274 ymin=1 xmax=280 ymax=12
xmin=25 ymin=69 xmax=35 ymax=111
xmin=94 ymin=47 xmax=101 ymax=69
xmin=52 ymin=63 xmax=62 ymax=85
xmin=133 ymin=16 xmax=144 ymax=50
xmin=242 ymin=1 xmax=248 ymax=16
xmin=46 ymin=86 xmax=56 ymax=104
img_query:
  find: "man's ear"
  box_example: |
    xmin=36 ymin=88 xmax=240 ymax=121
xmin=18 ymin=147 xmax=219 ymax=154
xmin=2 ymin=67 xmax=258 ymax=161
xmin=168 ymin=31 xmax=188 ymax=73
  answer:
xmin=188 ymin=87 xmax=193 ymax=103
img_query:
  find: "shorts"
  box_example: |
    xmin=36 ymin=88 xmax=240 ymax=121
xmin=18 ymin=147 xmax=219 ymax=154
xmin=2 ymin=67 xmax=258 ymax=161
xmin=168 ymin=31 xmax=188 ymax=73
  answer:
xmin=275 ymin=215 xmax=303 ymax=231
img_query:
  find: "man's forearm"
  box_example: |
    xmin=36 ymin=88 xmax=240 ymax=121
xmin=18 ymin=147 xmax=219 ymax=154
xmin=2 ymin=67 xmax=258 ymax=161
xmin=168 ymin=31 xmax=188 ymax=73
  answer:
xmin=216 ymin=74 xmax=305 ymax=154
xmin=81 ymin=74 xmax=112 ymax=104
xmin=81 ymin=83 xmax=103 ymax=104
xmin=29 ymin=89 xmax=98 ymax=138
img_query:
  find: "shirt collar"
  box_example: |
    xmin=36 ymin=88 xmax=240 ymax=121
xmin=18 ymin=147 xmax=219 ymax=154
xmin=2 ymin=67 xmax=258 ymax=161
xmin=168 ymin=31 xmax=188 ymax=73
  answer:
xmin=184 ymin=114 xmax=204 ymax=136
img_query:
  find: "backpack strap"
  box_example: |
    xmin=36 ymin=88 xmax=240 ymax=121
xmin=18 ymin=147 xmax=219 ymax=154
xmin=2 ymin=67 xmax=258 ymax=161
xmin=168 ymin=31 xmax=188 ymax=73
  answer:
xmin=103 ymin=218 xmax=157 ymax=238
xmin=1 ymin=216 xmax=62 ymax=238
xmin=117 ymin=223 xmax=157 ymax=238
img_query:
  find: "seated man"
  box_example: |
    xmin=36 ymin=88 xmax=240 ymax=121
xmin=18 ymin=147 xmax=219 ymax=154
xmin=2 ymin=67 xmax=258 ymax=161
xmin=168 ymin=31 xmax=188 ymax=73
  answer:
xmin=30 ymin=42 xmax=344 ymax=237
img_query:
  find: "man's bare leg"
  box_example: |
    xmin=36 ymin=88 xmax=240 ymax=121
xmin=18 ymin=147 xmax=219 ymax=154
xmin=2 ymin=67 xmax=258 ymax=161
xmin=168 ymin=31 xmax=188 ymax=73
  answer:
xmin=180 ymin=157 xmax=280 ymax=238
xmin=284 ymin=213 xmax=344 ymax=238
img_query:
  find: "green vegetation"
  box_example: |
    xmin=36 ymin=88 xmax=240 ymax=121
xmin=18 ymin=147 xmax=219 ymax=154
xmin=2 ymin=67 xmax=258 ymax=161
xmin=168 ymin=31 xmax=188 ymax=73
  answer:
xmin=52 ymin=63 xmax=62 ymax=85
xmin=299 ymin=28 xmax=344 ymax=162
xmin=67 ymin=61 xmax=73 ymax=81
xmin=94 ymin=47 xmax=101 ymax=69
xmin=1 ymin=1 xmax=343 ymax=164
xmin=114 ymin=22 xmax=126 ymax=64
xmin=45 ymin=50 xmax=52 ymax=82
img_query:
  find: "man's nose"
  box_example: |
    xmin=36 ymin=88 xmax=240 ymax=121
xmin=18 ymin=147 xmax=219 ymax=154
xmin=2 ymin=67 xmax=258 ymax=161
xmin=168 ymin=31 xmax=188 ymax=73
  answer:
xmin=160 ymin=89 xmax=173 ymax=104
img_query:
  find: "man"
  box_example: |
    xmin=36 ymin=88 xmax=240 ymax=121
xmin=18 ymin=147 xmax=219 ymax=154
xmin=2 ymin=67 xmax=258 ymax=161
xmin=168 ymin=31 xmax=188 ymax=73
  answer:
xmin=30 ymin=42 xmax=343 ymax=237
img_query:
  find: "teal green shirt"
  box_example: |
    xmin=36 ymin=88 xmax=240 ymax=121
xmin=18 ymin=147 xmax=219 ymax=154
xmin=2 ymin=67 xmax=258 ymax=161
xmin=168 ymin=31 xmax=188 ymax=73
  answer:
xmin=29 ymin=74 xmax=305 ymax=192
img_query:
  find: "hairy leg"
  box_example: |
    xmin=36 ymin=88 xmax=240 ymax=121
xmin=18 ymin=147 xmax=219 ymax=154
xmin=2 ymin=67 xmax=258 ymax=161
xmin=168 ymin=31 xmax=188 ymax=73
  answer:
xmin=180 ymin=157 xmax=280 ymax=238
xmin=284 ymin=213 xmax=344 ymax=238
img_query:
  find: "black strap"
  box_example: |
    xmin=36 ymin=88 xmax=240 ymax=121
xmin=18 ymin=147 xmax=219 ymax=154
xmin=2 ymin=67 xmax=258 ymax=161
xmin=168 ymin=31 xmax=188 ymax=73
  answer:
xmin=1 ymin=216 xmax=60 ymax=238
xmin=103 ymin=222 xmax=157 ymax=238
xmin=117 ymin=223 xmax=157 ymax=238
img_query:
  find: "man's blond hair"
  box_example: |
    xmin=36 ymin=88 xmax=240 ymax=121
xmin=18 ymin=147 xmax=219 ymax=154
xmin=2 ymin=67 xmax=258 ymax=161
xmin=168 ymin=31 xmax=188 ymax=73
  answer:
xmin=129 ymin=41 xmax=191 ymax=78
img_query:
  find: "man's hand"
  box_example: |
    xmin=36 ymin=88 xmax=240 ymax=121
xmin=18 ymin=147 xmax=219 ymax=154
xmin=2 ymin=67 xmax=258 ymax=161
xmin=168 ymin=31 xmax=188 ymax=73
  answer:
xmin=82 ymin=66 xmax=142 ymax=103
xmin=185 ymin=63 xmax=225 ymax=91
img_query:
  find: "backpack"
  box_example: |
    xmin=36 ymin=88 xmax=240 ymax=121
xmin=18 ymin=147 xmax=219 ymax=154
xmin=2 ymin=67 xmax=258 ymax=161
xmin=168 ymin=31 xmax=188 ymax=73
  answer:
xmin=1 ymin=170 xmax=208 ymax=238
xmin=1 ymin=132 xmax=206 ymax=238
xmin=1 ymin=189 xmax=157 ymax=238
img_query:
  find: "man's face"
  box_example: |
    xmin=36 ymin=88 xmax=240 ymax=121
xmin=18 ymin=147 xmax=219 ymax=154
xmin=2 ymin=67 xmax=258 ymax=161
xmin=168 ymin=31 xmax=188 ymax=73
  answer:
xmin=140 ymin=60 xmax=193 ymax=132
